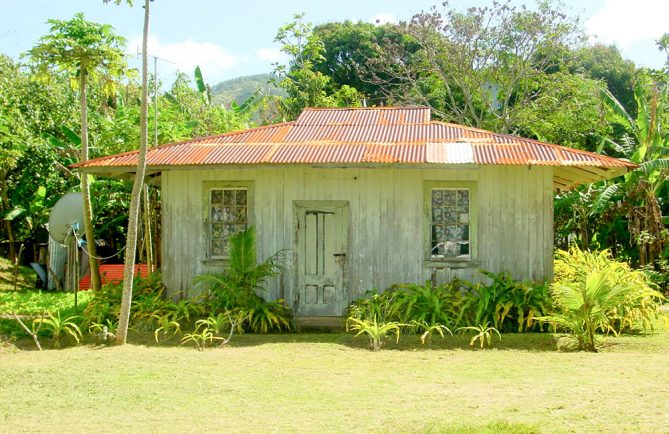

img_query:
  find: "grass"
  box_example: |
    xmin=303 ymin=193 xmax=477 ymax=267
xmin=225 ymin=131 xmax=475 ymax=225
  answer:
xmin=0 ymin=256 xmax=35 ymax=291
xmin=1 ymin=329 xmax=668 ymax=433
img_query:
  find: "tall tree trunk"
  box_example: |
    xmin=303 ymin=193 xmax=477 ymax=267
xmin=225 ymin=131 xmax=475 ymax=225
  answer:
xmin=79 ymin=69 xmax=101 ymax=292
xmin=1 ymin=186 xmax=16 ymax=263
xmin=116 ymin=0 xmax=151 ymax=345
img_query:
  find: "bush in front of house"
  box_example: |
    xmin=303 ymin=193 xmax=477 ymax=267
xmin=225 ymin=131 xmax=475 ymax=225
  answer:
xmin=195 ymin=227 xmax=292 ymax=333
xmin=346 ymin=271 xmax=552 ymax=336
xmin=82 ymin=271 xmax=205 ymax=339
xmin=538 ymin=247 xmax=667 ymax=351
xmin=460 ymin=271 xmax=552 ymax=333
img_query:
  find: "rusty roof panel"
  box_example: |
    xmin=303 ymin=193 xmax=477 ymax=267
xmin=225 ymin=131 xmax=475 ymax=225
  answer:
xmin=270 ymin=144 xmax=366 ymax=163
xmin=296 ymin=106 xmax=430 ymax=126
xmin=75 ymin=107 xmax=636 ymax=174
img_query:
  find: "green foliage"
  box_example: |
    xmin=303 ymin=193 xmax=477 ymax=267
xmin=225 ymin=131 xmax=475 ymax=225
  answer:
xmin=181 ymin=326 xmax=223 ymax=351
xmin=345 ymin=316 xmax=406 ymax=352
xmin=457 ymin=322 xmax=502 ymax=349
xmin=82 ymin=271 xmax=202 ymax=333
xmin=272 ymin=14 xmax=362 ymax=120
xmin=26 ymin=13 xmax=127 ymax=88
xmin=412 ymin=320 xmax=453 ymax=344
xmin=541 ymin=247 xmax=667 ymax=351
xmin=347 ymin=274 xmax=551 ymax=336
xmin=461 ymin=271 xmax=551 ymax=333
xmin=195 ymin=227 xmax=292 ymax=333
xmin=33 ymin=311 xmax=83 ymax=348
xmin=387 ymin=280 xmax=466 ymax=329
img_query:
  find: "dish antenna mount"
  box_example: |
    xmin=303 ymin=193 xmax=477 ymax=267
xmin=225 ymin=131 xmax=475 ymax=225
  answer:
xmin=47 ymin=192 xmax=84 ymax=304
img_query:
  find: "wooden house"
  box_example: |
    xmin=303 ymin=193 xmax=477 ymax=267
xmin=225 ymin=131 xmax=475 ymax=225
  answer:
xmin=76 ymin=107 xmax=634 ymax=317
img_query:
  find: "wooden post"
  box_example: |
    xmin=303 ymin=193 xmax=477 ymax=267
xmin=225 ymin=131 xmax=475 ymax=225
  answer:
xmin=64 ymin=229 xmax=80 ymax=306
xmin=143 ymin=184 xmax=154 ymax=272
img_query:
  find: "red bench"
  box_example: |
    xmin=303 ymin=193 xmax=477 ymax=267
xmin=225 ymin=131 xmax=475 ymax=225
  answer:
xmin=79 ymin=264 xmax=150 ymax=290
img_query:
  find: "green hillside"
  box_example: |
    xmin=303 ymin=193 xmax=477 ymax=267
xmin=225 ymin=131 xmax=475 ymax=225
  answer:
xmin=211 ymin=73 xmax=284 ymax=106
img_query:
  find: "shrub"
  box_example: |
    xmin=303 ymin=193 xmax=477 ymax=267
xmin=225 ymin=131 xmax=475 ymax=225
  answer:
xmin=388 ymin=280 xmax=466 ymax=330
xmin=540 ymin=247 xmax=667 ymax=351
xmin=346 ymin=316 xmax=406 ymax=351
xmin=82 ymin=271 xmax=202 ymax=334
xmin=33 ymin=311 xmax=82 ymax=348
xmin=346 ymin=275 xmax=551 ymax=336
xmin=457 ymin=322 xmax=501 ymax=349
xmin=195 ymin=227 xmax=292 ymax=333
xmin=461 ymin=271 xmax=551 ymax=333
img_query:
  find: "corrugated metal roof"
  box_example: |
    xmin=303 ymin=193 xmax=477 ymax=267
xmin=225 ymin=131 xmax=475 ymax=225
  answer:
xmin=74 ymin=107 xmax=635 ymax=189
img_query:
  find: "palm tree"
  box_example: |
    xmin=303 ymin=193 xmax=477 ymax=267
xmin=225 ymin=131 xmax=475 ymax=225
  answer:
xmin=116 ymin=0 xmax=152 ymax=344
xmin=27 ymin=14 xmax=127 ymax=291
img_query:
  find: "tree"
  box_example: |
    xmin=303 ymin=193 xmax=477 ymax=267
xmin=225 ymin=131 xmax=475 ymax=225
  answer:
xmin=657 ymin=33 xmax=669 ymax=74
xmin=273 ymin=14 xmax=362 ymax=120
xmin=116 ymin=0 xmax=151 ymax=345
xmin=602 ymin=75 xmax=669 ymax=266
xmin=569 ymin=44 xmax=637 ymax=117
xmin=365 ymin=0 xmax=583 ymax=132
xmin=1 ymin=55 xmax=81 ymax=264
xmin=312 ymin=21 xmax=415 ymax=105
xmin=27 ymin=14 xmax=128 ymax=291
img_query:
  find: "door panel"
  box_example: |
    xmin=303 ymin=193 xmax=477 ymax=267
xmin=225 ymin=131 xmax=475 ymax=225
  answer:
xmin=295 ymin=201 xmax=348 ymax=316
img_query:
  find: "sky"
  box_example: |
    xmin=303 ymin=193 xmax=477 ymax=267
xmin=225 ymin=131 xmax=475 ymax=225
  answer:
xmin=0 ymin=0 xmax=667 ymax=86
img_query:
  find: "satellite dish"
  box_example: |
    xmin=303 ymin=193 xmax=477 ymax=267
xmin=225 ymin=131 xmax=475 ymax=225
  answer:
xmin=48 ymin=192 xmax=84 ymax=243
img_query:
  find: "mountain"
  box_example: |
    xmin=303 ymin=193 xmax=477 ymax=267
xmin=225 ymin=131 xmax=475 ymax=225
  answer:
xmin=211 ymin=73 xmax=284 ymax=106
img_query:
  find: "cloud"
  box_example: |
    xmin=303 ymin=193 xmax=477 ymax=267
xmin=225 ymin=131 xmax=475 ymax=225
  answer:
xmin=255 ymin=48 xmax=286 ymax=63
xmin=370 ymin=13 xmax=397 ymax=25
xmin=586 ymin=0 xmax=669 ymax=48
xmin=128 ymin=35 xmax=237 ymax=82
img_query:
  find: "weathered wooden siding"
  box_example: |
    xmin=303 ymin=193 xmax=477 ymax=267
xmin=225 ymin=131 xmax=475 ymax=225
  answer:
xmin=161 ymin=165 xmax=553 ymax=305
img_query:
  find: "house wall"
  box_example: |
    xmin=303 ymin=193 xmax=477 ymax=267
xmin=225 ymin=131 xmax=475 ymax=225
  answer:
xmin=161 ymin=165 xmax=553 ymax=305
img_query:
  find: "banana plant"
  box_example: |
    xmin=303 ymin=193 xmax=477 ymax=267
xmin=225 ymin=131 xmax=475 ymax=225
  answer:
xmin=600 ymin=75 xmax=669 ymax=265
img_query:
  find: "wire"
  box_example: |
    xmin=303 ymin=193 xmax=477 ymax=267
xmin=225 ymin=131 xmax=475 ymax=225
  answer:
xmin=71 ymin=230 xmax=127 ymax=261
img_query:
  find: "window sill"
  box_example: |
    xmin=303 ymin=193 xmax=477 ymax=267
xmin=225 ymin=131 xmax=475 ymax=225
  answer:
xmin=423 ymin=259 xmax=479 ymax=269
xmin=202 ymin=258 xmax=229 ymax=266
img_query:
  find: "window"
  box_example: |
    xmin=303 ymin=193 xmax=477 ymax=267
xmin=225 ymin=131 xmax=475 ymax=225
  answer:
xmin=424 ymin=182 xmax=475 ymax=261
xmin=208 ymin=187 xmax=248 ymax=258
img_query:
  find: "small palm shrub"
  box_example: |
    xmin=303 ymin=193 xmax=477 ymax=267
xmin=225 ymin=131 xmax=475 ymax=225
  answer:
xmin=457 ymin=322 xmax=502 ymax=349
xmin=411 ymin=320 xmax=453 ymax=344
xmin=33 ymin=311 xmax=83 ymax=348
xmin=541 ymin=247 xmax=667 ymax=351
xmin=195 ymin=227 xmax=292 ymax=333
xmin=346 ymin=316 xmax=406 ymax=351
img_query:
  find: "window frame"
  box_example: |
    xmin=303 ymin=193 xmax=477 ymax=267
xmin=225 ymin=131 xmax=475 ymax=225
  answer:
xmin=202 ymin=180 xmax=254 ymax=261
xmin=423 ymin=181 xmax=477 ymax=264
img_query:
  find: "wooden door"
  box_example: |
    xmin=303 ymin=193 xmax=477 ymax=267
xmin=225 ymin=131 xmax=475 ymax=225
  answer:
xmin=295 ymin=201 xmax=348 ymax=316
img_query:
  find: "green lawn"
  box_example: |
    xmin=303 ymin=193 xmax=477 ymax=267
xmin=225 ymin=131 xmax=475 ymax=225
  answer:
xmin=0 ymin=256 xmax=35 ymax=292
xmin=1 ymin=330 xmax=668 ymax=433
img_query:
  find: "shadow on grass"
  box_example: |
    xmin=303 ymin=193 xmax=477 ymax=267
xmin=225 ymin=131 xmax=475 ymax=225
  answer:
xmin=117 ymin=330 xmax=561 ymax=352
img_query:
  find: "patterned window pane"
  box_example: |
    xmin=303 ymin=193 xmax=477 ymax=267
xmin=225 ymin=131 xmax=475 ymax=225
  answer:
xmin=210 ymin=188 xmax=248 ymax=257
xmin=431 ymin=188 xmax=470 ymax=259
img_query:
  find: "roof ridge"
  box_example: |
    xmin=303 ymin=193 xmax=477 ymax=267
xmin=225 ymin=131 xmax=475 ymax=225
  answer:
xmin=303 ymin=106 xmax=429 ymax=111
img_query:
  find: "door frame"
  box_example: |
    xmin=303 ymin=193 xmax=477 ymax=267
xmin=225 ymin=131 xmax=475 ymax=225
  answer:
xmin=292 ymin=200 xmax=349 ymax=316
